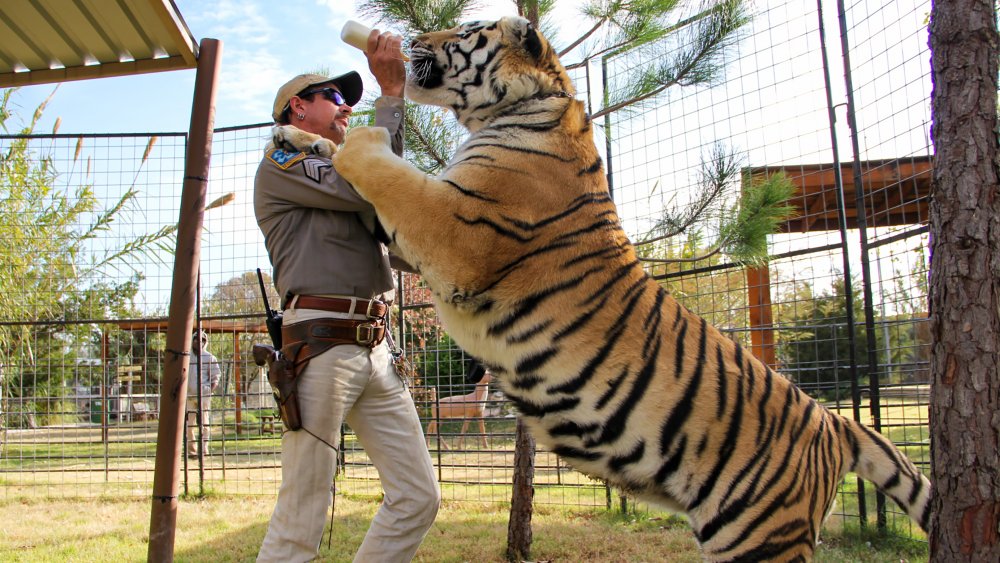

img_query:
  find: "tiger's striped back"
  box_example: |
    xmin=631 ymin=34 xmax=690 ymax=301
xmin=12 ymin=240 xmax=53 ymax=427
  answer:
xmin=392 ymin=15 xmax=932 ymax=561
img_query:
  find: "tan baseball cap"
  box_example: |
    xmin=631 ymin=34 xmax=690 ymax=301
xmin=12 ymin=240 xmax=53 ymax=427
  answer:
xmin=271 ymin=71 xmax=364 ymax=122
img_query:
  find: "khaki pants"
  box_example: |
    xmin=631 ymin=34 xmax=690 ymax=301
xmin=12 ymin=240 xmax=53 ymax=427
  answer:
xmin=258 ymin=307 xmax=440 ymax=563
xmin=185 ymin=396 xmax=211 ymax=457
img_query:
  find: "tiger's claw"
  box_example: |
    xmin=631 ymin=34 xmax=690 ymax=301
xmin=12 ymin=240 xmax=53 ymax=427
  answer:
xmin=271 ymin=125 xmax=336 ymax=158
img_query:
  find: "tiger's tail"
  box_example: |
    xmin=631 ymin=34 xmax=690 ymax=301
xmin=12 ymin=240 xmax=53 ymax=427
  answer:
xmin=842 ymin=416 xmax=932 ymax=532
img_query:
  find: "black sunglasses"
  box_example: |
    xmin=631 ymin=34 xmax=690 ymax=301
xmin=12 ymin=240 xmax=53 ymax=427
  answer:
xmin=299 ymin=87 xmax=349 ymax=107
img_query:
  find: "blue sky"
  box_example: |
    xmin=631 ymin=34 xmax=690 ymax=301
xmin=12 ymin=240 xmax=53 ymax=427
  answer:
xmin=3 ymin=1 xmax=576 ymax=312
xmin=6 ymin=0 xmax=531 ymax=135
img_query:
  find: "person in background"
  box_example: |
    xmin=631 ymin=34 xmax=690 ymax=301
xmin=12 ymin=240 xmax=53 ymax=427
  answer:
xmin=186 ymin=329 xmax=221 ymax=458
xmin=254 ymin=28 xmax=440 ymax=562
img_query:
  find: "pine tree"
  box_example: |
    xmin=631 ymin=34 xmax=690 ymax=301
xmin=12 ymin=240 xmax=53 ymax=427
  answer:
xmin=927 ymin=0 xmax=1000 ymax=559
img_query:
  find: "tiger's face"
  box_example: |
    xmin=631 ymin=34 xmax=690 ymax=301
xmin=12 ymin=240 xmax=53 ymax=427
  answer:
xmin=407 ymin=16 xmax=575 ymax=130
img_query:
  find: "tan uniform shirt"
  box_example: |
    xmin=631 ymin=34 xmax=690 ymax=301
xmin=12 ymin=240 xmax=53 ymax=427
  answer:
xmin=254 ymin=97 xmax=407 ymax=304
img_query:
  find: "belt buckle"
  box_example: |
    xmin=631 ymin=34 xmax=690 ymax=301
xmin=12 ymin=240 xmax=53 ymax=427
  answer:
xmin=356 ymin=322 xmax=376 ymax=346
xmin=365 ymin=298 xmax=385 ymax=319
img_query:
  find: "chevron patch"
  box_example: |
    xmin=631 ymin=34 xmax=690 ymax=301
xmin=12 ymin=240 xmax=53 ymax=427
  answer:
xmin=303 ymin=158 xmax=331 ymax=183
xmin=266 ymin=148 xmax=306 ymax=170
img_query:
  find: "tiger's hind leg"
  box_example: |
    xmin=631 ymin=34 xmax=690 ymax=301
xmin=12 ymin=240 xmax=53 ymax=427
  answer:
xmin=691 ymin=481 xmax=830 ymax=562
xmin=696 ymin=518 xmax=818 ymax=562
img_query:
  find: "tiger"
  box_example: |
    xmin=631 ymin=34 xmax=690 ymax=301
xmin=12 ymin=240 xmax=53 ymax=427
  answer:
xmin=273 ymin=15 xmax=931 ymax=562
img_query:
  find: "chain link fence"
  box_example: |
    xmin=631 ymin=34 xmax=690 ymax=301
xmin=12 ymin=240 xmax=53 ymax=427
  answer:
xmin=1 ymin=0 xmax=930 ymax=536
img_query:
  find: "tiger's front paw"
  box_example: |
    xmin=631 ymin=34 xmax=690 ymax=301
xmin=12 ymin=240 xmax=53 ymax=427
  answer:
xmin=271 ymin=125 xmax=337 ymax=158
xmin=332 ymin=127 xmax=393 ymax=183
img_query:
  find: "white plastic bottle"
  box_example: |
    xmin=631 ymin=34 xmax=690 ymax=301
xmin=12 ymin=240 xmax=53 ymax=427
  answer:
xmin=341 ymin=20 xmax=409 ymax=61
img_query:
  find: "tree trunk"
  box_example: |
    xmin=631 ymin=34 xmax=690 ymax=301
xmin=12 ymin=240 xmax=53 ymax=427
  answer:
xmin=507 ymin=418 xmax=536 ymax=562
xmin=516 ymin=1 xmax=541 ymax=27
xmin=928 ymin=1 xmax=1000 ymax=560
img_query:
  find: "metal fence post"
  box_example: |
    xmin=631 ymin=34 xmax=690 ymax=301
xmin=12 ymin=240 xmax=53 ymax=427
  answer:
xmin=816 ymin=0 xmax=869 ymax=527
xmin=835 ymin=0 xmax=887 ymax=530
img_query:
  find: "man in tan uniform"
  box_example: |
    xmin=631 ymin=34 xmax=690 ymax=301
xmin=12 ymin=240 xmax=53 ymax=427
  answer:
xmin=186 ymin=330 xmax=220 ymax=458
xmin=255 ymin=29 xmax=439 ymax=563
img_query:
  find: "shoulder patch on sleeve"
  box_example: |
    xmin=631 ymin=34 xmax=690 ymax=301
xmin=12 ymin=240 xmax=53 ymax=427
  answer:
xmin=302 ymin=158 xmax=331 ymax=183
xmin=266 ymin=148 xmax=307 ymax=170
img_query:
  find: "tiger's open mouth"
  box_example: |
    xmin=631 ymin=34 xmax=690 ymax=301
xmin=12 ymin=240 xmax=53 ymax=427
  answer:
xmin=408 ymin=42 xmax=444 ymax=90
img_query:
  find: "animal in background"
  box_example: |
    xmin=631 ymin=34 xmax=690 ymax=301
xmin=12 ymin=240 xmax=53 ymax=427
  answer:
xmin=426 ymin=362 xmax=492 ymax=449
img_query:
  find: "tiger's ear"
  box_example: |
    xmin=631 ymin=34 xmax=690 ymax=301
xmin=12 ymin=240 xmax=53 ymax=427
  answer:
xmin=524 ymin=24 xmax=543 ymax=59
xmin=501 ymin=16 xmax=545 ymax=60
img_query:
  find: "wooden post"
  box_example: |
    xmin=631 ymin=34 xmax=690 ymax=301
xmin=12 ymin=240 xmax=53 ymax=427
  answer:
xmin=746 ymin=265 xmax=777 ymax=368
xmin=233 ymin=331 xmax=242 ymax=433
xmin=101 ymin=331 xmax=110 ymax=444
xmin=147 ymin=38 xmax=221 ymax=563
xmin=507 ymin=418 xmax=536 ymax=561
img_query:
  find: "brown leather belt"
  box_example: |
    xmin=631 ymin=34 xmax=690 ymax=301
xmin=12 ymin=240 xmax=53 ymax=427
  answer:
xmin=272 ymin=318 xmax=386 ymax=422
xmin=282 ymin=317 xmax=386 ymax=352
xmin=293 ymin=295 xmax=388 ymax=319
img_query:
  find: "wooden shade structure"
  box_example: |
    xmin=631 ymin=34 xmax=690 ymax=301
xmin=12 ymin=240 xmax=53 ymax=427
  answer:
xmin=751 ymin=156 xmax=932 ymax=233
xmin=116 ymin=318 xmax=268 ymax=334
xmin=742 ymin=156 xmax=932 ymax=367
xmin=115 ymin=319 xmax=269 ymax=433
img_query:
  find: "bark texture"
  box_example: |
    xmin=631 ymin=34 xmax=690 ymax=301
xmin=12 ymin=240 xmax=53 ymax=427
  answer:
xmin=506 ymin=418 xmax=536 ymax=562
xmin=928 ymin=1 xmax=1000 ymax=560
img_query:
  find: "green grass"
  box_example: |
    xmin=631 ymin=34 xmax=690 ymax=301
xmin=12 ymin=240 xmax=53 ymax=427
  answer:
xmin=0 ymin=422 xmax=285 ymax=472
xmin=817 ymin=522 xmax=928 ymax=562
xmin=1 ymin=399 xmax=931 ymax=560
xmin=0 ymin=494 xmax=929 ymax=562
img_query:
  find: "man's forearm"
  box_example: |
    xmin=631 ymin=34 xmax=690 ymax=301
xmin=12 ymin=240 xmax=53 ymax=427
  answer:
xmin=374 ymin=96 xmax=406 ymax=157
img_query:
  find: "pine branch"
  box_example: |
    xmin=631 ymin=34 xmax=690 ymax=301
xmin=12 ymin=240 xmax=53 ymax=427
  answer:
xmin=405 ymin=111 xmax=449 ymax=170
xmin=515 ymin=0 xmax=558 ymax=28
xmin=637 ymin=245 xmax=722 ymax=264
xmin=716 ymin=171 xmax=797 ymax=266
xmin=358 ymin=0 xmax=476 ymax=35
xmin=591 ymin=82 xmax=667 ymax=120
xmin=559 ymin=18 xmax=606 ymax=57
xmin=517 ymin=0 xmax=540 ymax=25
xmin=636 ymin=143 xmax=738 ymax=246
xmin=402 ymin=104 xmax=465 ymax=174
xmin=564 ymin=36 xmax=635 ymax=70
xmin=591 ymin=0 xmax=751 ymax=119
xmin=633 ymin=143 xmax=794 ymax=268
xmin=565 ymin=0 xmax=707 ymax=64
